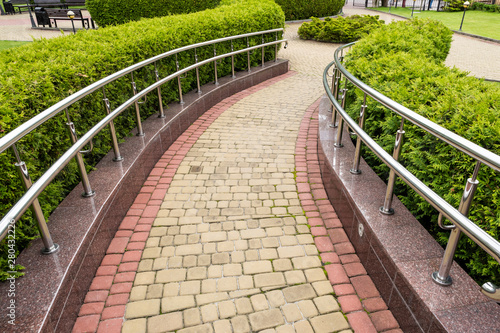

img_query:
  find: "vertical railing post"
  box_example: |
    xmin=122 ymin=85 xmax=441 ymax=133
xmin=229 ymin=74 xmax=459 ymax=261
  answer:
xmin=130 ymin=72 xmax=145 ymax=136
xmin=175 ymin=56 xmax=185 ymax=104
xmin=380 ymin=118 xmax=405 ymax=215
xmin=64 ymin=109 xmax=95 ymax=197
xmin=231 ymin=42 xmax=236 ymax=78
xmin=432 ymin=161 xmax=481 ymax=286
xmin=274 ymin=32 xmax=278 ymax=62
xmin=334 ymin=80 xmax=348 ymax=147
xmin=350 ymin=93 xmax=367 ymax=174
xmin=330 ymin=67 xmax=342 ymax=128
xmin=213 ymin=45 xmax=219 ymax=85
xmin=195 ymin=49 xmax=202 ymax=94
xmin=261 ymin=34 xmax=265 ymax=67
xmin=11 ymin=145 xmax=59 ymax=254
xmin=154 ymin=62 xmax=165 ymax=118
xmin=247 ymin=37 xmax=251 ymax=72
xmin=102 ymin=88 xmax=123 ymax=161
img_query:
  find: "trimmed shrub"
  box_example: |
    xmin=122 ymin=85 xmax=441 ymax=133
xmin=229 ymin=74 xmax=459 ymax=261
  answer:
xmin=86 ymin=0 xmax=221 ymax=27
xmin=274 ymin=0 xmax=344 ymax=20
xmin=298 ymin=15 xmax=384 ymax=43
xmin=343 ymin=18 xmax=500 ymax=285
xmin=0 ymin=0 xmax=285 ymax=280
xmin=470 ymin=2 xmax=500 ymax=12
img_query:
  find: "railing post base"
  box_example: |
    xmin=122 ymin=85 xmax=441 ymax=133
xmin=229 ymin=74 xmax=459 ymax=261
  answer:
xmin=350 ymin=169 xmax=361 ymax=175
xmin=42 ymin=243 xmax=60 ymax=255
xmin=431 ymin=271 xmax=452 ymax=286
xmin=82 ymin=190 xmax=96 ymax=198
xmin=379 ymin=206 xmax=394 ymax=215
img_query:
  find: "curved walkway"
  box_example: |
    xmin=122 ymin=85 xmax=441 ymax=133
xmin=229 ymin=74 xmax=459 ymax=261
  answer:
xmin=72 ymin=27 xmax=403 ymax=333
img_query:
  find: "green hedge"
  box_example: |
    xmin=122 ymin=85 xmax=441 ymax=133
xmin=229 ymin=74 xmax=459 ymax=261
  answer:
xmin=0 ymin=0 xmax=285 ymax=281
xmin=298 ymin=15 xmax=385 ymax=43
xmin=86 ymin=0 xmax=221 ymax=27
xmin=274 ymin=0 xmax=344 ymax=20
xmin=344 ymin=18 xmax=500 ymax=285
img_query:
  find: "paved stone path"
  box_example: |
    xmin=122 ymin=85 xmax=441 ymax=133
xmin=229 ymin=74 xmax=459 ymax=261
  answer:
xmin=71 ymin=22 xmax=405 ymax=332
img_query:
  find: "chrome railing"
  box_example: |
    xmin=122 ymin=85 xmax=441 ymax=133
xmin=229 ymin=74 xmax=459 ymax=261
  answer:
xmin=324 ymin=43 xmax=500 ymax=302
xmin=0 ymin=28 xmax=287 ymax=255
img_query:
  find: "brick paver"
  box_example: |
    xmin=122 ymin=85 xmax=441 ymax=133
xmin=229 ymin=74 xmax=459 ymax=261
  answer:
xmin=68 ymin=6 xmax=500 ymax=332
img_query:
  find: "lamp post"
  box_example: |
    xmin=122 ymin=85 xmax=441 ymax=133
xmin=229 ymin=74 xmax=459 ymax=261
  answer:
xmin=67 ymin=10 xmax=76 ymax=34
xmin=411 ymin=0 xmax=417 ymax=17
xmin=459 ymin=1 xmax=470 ymax=31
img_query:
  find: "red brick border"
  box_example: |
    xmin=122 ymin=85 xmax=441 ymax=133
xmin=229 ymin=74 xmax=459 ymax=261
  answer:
xmin=296 ymin=99 xmax=402 ymax=333
xmin=72 ymin=71 xmax=296 ymax=333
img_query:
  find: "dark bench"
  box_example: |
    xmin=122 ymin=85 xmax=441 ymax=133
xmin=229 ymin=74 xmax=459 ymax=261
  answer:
xmin=44 ymin=8 xmax=92 ymax=29
xmin=3 ymin=0 xmax=30 ymax=14
xmin=62 ymin=0 xmax=85 ymax=7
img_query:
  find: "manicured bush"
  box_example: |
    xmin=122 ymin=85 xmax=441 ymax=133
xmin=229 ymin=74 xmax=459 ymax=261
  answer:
xmin=343 ymin=18 xmax=500 ymax=285
xmin=470 ymin=2 xmax=500 ymax=13
xmin=0 ymin=0 xmax=285 ymax=280
xmin=298 ymin=15 xmax=384 ymax=43
xmin=86 ymin=0 xmax=221 ymax=27
xmin=274 ymin=0 xmax=344 ymax=20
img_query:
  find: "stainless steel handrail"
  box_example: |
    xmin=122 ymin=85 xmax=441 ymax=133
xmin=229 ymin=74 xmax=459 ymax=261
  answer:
xmin=0 ymin=28 xmax=284 ymax=155
xmin=333 ymin=42 xmax=500 ymax=173
xmin=324 ymin=43 xmax=500 ymax=301
xmin=0 ymin=28 xmax=286 ymax=252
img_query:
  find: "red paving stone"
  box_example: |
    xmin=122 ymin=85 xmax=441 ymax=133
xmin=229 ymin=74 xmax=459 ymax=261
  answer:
xmin=73 ymin=76 xmax=399 ymax=332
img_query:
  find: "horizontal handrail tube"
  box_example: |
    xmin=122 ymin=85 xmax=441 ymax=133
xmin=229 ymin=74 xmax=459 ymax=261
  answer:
xmin=0 ymin=28 xmax=284 ymax=155
xmin=0 ymin=36 xmax=287 ymax=241
xmin=334 ymin=43 xmax=500 ymax=173
xmin=322 ymin=62 xmax=500 ymax=266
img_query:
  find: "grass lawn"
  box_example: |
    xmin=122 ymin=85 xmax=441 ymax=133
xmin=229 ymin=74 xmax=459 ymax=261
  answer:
xmin=0 ymin=41 xmax=31 ymax=51
xmin=372 ymin=7 xmax=500 ymax=40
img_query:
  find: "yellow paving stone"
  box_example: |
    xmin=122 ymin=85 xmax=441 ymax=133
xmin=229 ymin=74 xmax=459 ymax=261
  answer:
xmin=122 ymin=318 xmax=146 ymax=333
xmin=196 ymin=292 xmax=229 ymax=306
xmin=178 ymin=323 xmax=214 ymax=333
xmin=235 ymin=297 xmax=254 ymax=315
xmin=311 ymin=280 xmax=334 ymax=296
xmin=248 ymin=309 xmax=285 ymax=331
xmin=129 ymin=286 xmax=147 ymax=302
xmin=161 ymin=295 xmax=196 ymax=313
xmin=250 ymin=294 xmax=269 ymax=311
xmin=218 ymin=300 xmax=237 ymax=319
xmin=214 ymin=319 xmax=232 ymax=333
xmin=314 ymin=295 xmax=340 ymax=314
xmin=184 ymin=307 xmax=202 ymax=327
xmin=293 ymin=320 xmax=314 ymax=333
xmin=231 ymin=315 xmax=251 ymax=333
xmin=297 ymin=300 xmax=319 ymax=318
xmin=310 ymin=312 xmax=350 ymax=333
xmin=156 ymin=268 xmax=186 ymax=283
xmin=201 ymin=304 xmax=219 ymax=323
xmin=125 ymin=299 xmax=160 ymax=319
xmin=282 ymin=303 xmax=303 ymax=323
xmin=146 ymin=284 xmax=163 ymax=299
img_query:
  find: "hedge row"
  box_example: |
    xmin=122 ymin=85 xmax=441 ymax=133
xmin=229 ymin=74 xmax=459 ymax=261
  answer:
xmin=86 ymin=0 xmax=221 ymax=27
xmin=274 ymin=0 xmax=344 ymax=20
xmin=298 ymin=15 xmax=385 ymax=43
xmin=344 ymin=18 xmax=500 ymax=285
xmin=0 ymin=0 xmax=285 ymax=280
